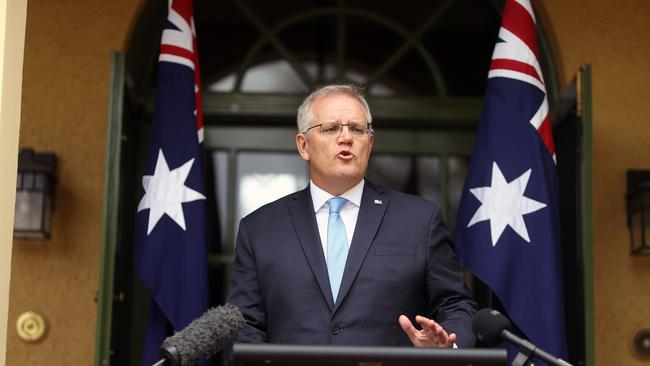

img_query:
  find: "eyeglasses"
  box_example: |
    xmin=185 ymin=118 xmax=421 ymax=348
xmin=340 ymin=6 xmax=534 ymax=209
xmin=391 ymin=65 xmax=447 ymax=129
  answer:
xmin=302 ymin=122 xmax=373 ymax=136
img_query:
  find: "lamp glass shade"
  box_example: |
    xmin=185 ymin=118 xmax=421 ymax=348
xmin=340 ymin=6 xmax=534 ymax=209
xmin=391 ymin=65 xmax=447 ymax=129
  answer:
xmin=629 ymin=181 xmax=650 ymax=255
xmin=630 ymin=208 xmax=642 ymax=254
xmin=13 ymin=172 xmax=52 ymax=239
xmin=640 ymin=207 xmax=650 ymax=254
xmin=15 ymin=191 xmax=41 ymax=227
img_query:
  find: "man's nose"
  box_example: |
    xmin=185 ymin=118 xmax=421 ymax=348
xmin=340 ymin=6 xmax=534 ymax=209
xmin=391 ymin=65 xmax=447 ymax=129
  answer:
xmin=337 ymin=125 xmax=354 ymax=141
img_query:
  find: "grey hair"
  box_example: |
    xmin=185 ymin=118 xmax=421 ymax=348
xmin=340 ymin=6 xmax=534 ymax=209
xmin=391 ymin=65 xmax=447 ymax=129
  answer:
xmin=296 ymin=84 xmax=373 ymax=133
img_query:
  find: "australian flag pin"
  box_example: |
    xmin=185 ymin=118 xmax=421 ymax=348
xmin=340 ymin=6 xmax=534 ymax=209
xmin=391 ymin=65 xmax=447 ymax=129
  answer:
xmin=374 ymin=199 xmax=382 ymax=205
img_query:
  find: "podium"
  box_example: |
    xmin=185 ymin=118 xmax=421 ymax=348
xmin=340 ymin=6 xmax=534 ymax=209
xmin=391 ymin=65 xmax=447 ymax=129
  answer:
xmin=233 ymin=344 xmax=507 ymax=366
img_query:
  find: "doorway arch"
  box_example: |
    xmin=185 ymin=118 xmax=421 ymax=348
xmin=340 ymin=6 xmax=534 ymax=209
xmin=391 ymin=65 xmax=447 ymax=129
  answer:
xmin=96 ymin=1 xmax=584 ymax=365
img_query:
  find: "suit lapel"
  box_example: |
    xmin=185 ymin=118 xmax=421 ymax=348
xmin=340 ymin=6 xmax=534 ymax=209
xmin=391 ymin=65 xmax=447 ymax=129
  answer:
xmin=287 ymin=187 xmax=335 ymax=307
xmin=335 ymin=181 xmax=388 ymax=307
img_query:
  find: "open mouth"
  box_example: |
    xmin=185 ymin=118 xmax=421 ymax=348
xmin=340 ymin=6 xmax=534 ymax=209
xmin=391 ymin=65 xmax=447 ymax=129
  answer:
xmin=337 ymin=151 xmax=353 ymax=159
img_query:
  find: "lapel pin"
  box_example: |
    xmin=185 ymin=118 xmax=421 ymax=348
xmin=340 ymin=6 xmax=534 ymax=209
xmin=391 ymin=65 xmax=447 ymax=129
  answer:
xmin=374 ymin=199 xmax=382 ymax=205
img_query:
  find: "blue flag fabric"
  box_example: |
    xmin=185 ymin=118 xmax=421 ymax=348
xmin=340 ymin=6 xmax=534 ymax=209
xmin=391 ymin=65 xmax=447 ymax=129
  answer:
xmin=133 ymin=0 xmax=210 ymax=365
xmin=454 ymin=0 xmax=568 ymax=364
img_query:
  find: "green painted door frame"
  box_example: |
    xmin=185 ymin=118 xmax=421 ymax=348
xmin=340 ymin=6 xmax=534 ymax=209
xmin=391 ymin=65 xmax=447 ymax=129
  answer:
xmin=578 ymin=64 xmax=594 ymax=366
xmin=95 ymin=51 xmax=125 ymax=366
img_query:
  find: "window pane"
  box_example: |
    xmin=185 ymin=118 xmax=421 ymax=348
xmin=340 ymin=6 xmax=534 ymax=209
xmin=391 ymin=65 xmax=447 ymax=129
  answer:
xmin=211 ymin=150 xmax=230 ymax=249
xmin=417 ymin=156 xmax=441 ymax=205
xmin=366 ymin=155 xmax=413 ymax=192
xmin=447 ymin=155 xmax=469 ymax=234
xmin=235 ymin=152 xmax=308 ymax=242
xmin=208 ymin=60 xmax=395 ymax=95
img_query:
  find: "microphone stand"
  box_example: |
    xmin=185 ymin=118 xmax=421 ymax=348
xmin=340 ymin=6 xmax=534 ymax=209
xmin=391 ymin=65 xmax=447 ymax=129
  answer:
xmin=151 ymin=345 xmax=181 ymax=366
xmin=502 ymin=330 xmax=573 ymax=366
xmin=511 ymin=346 xmax=534 ymax=366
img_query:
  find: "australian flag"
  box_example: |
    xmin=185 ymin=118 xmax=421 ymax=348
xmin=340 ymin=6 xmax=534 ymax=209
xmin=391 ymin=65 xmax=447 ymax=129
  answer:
xmin=454 ymin=0 xmax=568 ymax=364
xmin=133 ymin=0 xmax=210 ymax=365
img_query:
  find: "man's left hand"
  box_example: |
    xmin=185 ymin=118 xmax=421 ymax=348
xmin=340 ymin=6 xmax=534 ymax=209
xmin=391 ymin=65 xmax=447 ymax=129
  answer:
xmin=398 ymin=315 xmax=456 ymax=348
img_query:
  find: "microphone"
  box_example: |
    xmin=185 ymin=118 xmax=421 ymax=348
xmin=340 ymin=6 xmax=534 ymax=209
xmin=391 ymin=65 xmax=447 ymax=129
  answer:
xmin=472 ymin=308 xmax=573 ymax=366
xmin=153 ymin=303 xmax=245 ymax=366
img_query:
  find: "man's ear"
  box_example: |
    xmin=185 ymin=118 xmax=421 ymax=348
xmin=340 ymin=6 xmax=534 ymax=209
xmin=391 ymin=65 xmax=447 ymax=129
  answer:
xmin=296 ymin=133 xmax=310 ymax=161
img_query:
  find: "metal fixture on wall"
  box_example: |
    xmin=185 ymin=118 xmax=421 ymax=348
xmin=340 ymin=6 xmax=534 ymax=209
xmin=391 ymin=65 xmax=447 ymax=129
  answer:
xmin=13 ymin=148 xmax=57 ymax=240
xmin=633 ymin=329 xmax=650 ymax=358
xmin=16 ymin=311 xmax=47 ymax=342
xmin=626 ymin=170 xmax=650 ymax=255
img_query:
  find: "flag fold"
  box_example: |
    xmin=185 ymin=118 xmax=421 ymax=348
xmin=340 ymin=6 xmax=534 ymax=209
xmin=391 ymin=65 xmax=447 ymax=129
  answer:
xmin=454 ymin=0 xmax=568 ymax=363
xmin=133 ymin=0 xmax=210 ymax=365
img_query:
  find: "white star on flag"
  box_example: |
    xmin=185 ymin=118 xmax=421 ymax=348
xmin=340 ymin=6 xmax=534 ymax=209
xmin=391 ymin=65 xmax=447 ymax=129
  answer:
xmin=467 ymin=161 xmax=546 ymax=246
xmin=137 ymin=149 xmax=206 ymax=235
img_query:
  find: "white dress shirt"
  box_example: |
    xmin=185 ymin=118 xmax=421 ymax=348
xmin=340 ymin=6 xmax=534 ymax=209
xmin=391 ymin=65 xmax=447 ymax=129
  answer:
xmin=310 ymin=179 xmax=364 ymax=263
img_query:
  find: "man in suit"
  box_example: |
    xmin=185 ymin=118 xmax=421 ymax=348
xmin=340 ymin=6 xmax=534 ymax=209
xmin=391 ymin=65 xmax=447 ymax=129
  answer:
xmin=226 ymin=84 xmax=477 ymax=348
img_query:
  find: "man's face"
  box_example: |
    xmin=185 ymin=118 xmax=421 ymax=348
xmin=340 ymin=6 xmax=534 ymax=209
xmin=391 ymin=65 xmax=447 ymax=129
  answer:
xmin=296 ymin=94 xmax=374 ymax=195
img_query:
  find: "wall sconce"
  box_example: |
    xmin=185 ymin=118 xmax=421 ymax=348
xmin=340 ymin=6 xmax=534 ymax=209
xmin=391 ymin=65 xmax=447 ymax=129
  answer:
xmin=13 ymin=148 xmax=57 ymax=240
xmin=626 ymin=170 xmax=650 ymax=255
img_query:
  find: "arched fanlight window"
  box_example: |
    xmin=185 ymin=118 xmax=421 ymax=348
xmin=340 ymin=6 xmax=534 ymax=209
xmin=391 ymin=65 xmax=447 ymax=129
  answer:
xmin=209 ymin=59 xmax=396 ymax=96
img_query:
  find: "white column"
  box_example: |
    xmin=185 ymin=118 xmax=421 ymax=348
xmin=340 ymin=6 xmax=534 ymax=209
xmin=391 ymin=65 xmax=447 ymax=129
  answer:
xmin=0 ymin=0 xmax=27 ymax=365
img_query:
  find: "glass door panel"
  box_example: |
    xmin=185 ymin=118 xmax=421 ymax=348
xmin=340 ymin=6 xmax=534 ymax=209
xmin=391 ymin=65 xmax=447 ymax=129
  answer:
xmin=235 ymin=152 xmax=308 ymax=240
xmin=205 ymin=127 xmax=473 ymax=254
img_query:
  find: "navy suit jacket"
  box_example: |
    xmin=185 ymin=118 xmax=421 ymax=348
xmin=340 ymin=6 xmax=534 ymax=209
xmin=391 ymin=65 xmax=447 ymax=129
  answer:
xmin=226 ymin=180 xmax=477 ymax=347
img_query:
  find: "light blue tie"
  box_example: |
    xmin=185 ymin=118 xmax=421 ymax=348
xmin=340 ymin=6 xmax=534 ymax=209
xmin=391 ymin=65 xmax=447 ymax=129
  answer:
xmin=327 ymin=197 xmax=349 ymax=303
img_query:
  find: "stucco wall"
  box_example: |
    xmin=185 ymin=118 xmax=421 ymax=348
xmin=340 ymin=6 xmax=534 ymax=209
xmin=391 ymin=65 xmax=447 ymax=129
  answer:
xmin=541 ymin=1 xmax=650 ymax=364
xmin=6 ymin=1 xmax=141 ymax=365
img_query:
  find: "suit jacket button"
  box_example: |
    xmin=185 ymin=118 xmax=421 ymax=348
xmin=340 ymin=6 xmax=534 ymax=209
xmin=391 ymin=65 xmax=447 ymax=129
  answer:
xmin=331 ymin=326 xmax=341 ymax=335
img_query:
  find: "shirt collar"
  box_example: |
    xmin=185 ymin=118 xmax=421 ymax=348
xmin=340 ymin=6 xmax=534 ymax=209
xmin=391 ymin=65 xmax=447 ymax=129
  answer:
xmin=310 ymin=179 xmax=365 ymax=212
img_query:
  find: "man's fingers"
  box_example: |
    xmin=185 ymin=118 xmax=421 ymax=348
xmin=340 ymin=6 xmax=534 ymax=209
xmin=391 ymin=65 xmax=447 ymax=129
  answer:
xmin=399 ymin=316 xmax=415 ymax=333
xmin=414 ymin=315 xmax=455 ymax=347
xmin=414 ymin=315 xmax=432 ymax=328
xmin=398 ymin=315 xmax=419 ymax=343
xmin=400 ymin=315 xmax=455 ymax=348
xmin=416 ymin=316 xmax=447 ymax=338
xmin=436 ymin=323 xmax=447 ymax=340
xmin=447 ymin=333 xmax=457 ymax=347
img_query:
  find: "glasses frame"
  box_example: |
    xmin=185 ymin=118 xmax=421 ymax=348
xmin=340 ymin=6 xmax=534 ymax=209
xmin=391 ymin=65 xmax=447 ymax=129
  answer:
xmin=302 ymin=122 xmax=374 ymax=136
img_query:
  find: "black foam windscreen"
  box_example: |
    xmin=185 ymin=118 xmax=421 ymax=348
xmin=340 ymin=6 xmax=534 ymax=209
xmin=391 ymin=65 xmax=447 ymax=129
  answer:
xmin=471 ymin=308 xmax=512 ymax=346
xmin=161 ymin=303 xmax=245 ymax=366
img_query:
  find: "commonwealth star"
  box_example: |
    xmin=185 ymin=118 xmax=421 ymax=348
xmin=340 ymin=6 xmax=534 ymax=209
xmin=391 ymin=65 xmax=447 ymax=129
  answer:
xmin=467 ymin=161 xmax=546 ymax=246
xmin=137 ymin=149 xmax=206 ymax=235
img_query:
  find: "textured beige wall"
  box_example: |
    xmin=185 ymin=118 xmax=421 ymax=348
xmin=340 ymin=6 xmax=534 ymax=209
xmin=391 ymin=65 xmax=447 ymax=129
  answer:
xmin=6 ymin=0 xmax=141 ymax=365
xmin=0 ymin=1 xmax=27 ymax=365
xmin=541 ymin=1 xmax=650 ymax=365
